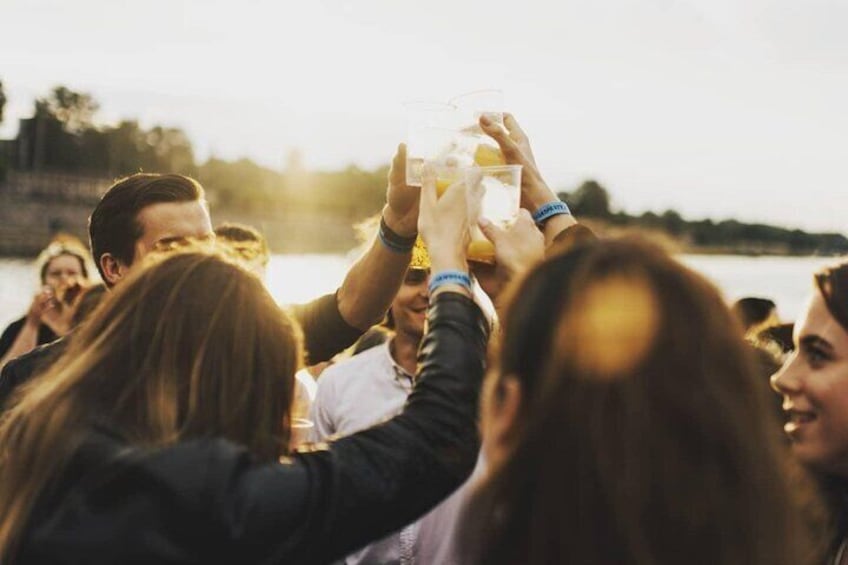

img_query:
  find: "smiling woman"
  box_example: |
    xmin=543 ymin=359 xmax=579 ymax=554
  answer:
xmin=771 ymin=260 xmax=848 ymax=563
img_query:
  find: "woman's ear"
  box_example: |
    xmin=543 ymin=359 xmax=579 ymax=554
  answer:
xmin=482 ymin=373 xmax=523 ymax=468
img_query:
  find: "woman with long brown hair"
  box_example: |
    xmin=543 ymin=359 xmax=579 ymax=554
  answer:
xmin=772 ymin=260 xmax=848 ymax=563
xmin=0 ymin=166 xmax=489 ymax=564
xmin=461 ymin=237 xmax=822 ymax=564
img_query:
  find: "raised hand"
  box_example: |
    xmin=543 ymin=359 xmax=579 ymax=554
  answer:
xmin=418 ymin=166 xmax=483 ymax=275
xmin=40 ymin=280 xmax=89 ymax=336
xmin=472 ymin=210 xmax=545 ymax=304
xmin=383 ymin=144 xmax=420 ymax=238
xmin=479 ymin=113 xmax=558 ymax=212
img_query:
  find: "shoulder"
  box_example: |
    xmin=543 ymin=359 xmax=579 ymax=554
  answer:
xmin=317 ymin=344 xmax=390 ymax=388
xmin=3 ymin=337 xmax=66 ymax=378
xmin=0 ymin=338 xmax=67 ymax=406
xmin=1 ymin=316 xmax=27 ymax=339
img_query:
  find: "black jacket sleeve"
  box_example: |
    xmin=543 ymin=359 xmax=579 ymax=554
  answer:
xmin=288 ymin=291 xmax=364 ymax=365
xmin=0 ymin=337 xmax=67 ymax=410
xmin=21 ymin=293 xmax=489 ymax=565
xmin=223 ymin=292 xmax=489 ymax=563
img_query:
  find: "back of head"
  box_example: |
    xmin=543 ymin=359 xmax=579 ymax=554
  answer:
xmin=214 ymin=222 xmax=270 ymax=268
xmin=463 ymin=237 xmax=821 ymax=565
xmin=732 ymin=296 xmax=778 ymax=334
xmin=88 ymin=173 xmax=203 ymax=282
xmin=0 ymin=250 xmax=301 ymax=559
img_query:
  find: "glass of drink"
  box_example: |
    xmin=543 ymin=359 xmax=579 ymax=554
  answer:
xmin=449 ymin=89 xmax=507 ymax=168
xmin=405 ymin=102 xmax=457 ymax=187
xmin=290 ymin=417 xmax=315 ymax=452
xmin=465 ymin=164 xmax=521 ymax=264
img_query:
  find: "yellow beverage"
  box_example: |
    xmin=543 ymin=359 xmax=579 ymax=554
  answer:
xmin=467 ymin=239 xmax=496 ymax=264
xmin=474 ymin=144 xmax=506 ymax=167
xmin=435 ymin=178 xmax=452 ymax=197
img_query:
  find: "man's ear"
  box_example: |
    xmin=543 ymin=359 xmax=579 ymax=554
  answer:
xmin=99 ymin=253 xmax=128 ymax=286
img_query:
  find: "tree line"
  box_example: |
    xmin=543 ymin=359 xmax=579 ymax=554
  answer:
xmin=1 ymin=81 xmax=845 ymax=255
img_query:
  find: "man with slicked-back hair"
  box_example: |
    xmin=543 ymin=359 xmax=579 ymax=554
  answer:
xmin=0 ymin=149 xmax=421 ymax=406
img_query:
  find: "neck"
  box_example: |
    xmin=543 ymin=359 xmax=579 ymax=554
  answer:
xmin=391 ymin=331 xmax=421 ymax=376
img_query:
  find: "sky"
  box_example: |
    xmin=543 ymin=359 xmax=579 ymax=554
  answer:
xmin=2 ymin=0 xmax=847 ymax=233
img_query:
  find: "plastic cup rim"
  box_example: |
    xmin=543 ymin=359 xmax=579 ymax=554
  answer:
xmin=403 ymin=100 xmax=457 ymax=111
xmin=447 ymin=88 xmax=505 ymax=106
xmin=291 ymin=417 xmax=314 ymax=428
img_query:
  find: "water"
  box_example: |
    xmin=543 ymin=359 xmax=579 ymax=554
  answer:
xmin=0 ymin=254 xmax=839 ymax=331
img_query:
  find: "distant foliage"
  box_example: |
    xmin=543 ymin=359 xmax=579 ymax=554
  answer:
xmin=557 ymin=179 xmax=848 ymax=255
xmin=3 ymin=82 xmax=846 ymax=255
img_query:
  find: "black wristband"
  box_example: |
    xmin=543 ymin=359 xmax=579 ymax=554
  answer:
xmin=379 ymin=215 xmax=417 ymax=252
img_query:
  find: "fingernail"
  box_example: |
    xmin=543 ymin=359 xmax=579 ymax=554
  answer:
xmin=479 ymin=217 xmax=492 ymax=228
xmin=480 ymin=114 xmax=492 ymax=126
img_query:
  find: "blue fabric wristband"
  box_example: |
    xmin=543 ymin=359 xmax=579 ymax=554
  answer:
xmin=428 ymin=270 xmax=473 ymax=294
xmin=532 ymin=201 xmax=571 ymax=225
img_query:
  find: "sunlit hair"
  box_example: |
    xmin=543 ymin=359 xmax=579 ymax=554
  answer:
xmin=732 ymin=296 xmax=778 ymax=338
xmin=815 ymin=260 xmax=848 ymax=334
xmin=35 ymin=235 xmax=91 ymax=285
xmin=214 ymin=222 xmax=270 ymax=267
xmin=462 ymin=237 xmax=823 ymax=565
xmin=88 ymin=173 xmax=204 ymax=284
xmin=0 ymin=249 xmax=302 ymax=559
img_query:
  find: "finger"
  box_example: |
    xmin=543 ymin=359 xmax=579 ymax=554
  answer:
xmin=478 ymin=216 xmax=506 ymax=243
xmin=389 ymin=143 xmax=406 ymax=186
xmin=513 ymin=208 xmax=535 ymax=229
xmin=503 ymin=113 xmax=529 ymax=144
xmin=479 ymin=115 xmax=523 ymax=164
xmin=420 ymin=164 xmax=438 ymax=209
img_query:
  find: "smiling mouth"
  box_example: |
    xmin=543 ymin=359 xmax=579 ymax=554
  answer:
xmin=784 ymin=410 xmax=817 ymax=434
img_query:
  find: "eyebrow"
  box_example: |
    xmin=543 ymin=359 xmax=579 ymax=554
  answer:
xmin=799 ymin=334 xmax=834 ymax=352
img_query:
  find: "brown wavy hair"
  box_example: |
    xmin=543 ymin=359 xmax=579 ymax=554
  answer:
xmin=462 ymin=237 xmax=824 ymax=564
xmin=0 ymin=250 xmax=302 ymax=559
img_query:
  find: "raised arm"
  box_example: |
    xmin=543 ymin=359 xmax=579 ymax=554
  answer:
xmin=214 ymin=166 xmax=489 ymax=564
xmin=479 ymin=113 xmax=579 ymax=248
xmin=335 ymin=144 xmax=420 ymax=330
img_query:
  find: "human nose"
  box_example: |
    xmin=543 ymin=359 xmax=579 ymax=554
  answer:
xmin=770 ymin=353 xmax=802 ymax=396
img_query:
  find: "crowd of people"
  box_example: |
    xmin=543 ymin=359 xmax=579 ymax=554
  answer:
xmin=0 ymin=113 xmax=846 ymax=564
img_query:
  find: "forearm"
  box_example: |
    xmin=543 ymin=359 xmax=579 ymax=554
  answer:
xmin=0 ymin=322 xmax=39 ymax=370
xmin=336 ymin=206 xmax=412 ymax=330
xmin=293 ymin=292 xmax=488 ymax=562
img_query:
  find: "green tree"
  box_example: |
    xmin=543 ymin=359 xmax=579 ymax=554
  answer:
xmin=0 ymin=79 xmax=6 ymax=125
xmin=35 ymin=86 xmax=99 ymax=134
xmin=571 ymin=180 xmax=611 ymax=218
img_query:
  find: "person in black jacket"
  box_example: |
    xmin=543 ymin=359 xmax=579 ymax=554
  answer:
xmin=0 ymin=237 xmax=92 ymax=370
xmin=0 ymin=163 xmax=490 ymax=564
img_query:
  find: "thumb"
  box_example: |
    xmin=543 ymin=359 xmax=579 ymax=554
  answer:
xmin=478 ymin=216 xmax=506 ymax=243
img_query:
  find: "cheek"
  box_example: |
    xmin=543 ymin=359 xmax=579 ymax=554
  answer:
xmin=810 ymin=365 xmax=848 ymax=411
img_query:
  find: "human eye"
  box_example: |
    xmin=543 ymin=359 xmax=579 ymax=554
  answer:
xmin=803 ymin=343 xmax=831 ymax=368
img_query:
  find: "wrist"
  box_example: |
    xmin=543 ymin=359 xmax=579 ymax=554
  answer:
xmin=428 ymin=251 xmax=468 ymax=274
xmin=382 ymin=205 xmax=417 ymax=239
xmin=428 ymin=269 xmax=473 ymax=298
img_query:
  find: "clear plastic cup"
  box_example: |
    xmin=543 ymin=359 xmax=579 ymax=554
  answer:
xmin=405 ymin=102 xmax=457 ymax=187
xmin=290 ymin=417 xmax=315 ymax=451
xmin=449 ymin=89 xmax=505 ymax=128
xmin=465 ymin=164 xmax=521 ymax=264
xmin=448 ymin=89 xmax=507 ymax=168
